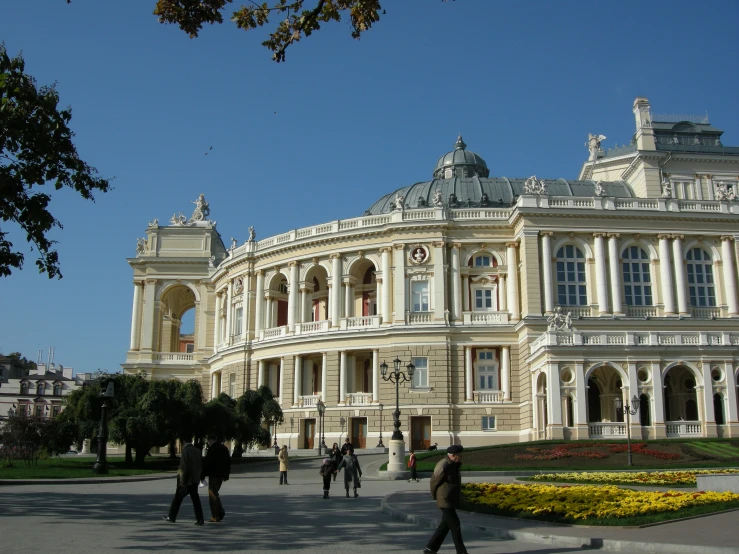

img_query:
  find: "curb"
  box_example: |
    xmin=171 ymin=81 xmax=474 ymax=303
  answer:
xmin=380 ymin=493 xmax=738 ymax=553
xmin=0 ymin=473 xmax=173 ymax=486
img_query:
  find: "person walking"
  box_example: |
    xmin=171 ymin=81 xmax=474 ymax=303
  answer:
xmin=330 ymin=442 xmax=342 ymax=481
xmin=163 ymin=439 xmax=205 ymax=525
xmin=278 ymin=444 xmax=289 ymax=485
xmin=319 ymin=457 xmax=334 ymax=499
xmin=201 ymin=435 xmax=230 ymax=522
xmin=336 ymin=446 xmax=362 ymax=498
xmin=408 ymin=450 xmax=419 ymax=482
xmin=340 ymin=437 xmax=353 ymax=455
xmin=424 ymin=445 xmax=467 ymax=554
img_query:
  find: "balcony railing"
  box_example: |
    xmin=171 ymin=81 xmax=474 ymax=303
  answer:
xmin=261 ymin=326 xmax=288 ymax=340
xmin=473 ymin=390 xmax=503 ymax=403
xmin=531 ymin=330 xmax=739 ymax=354
xmin=625 ymin=306 xmax=658 ymax=318
xmin=346 ymin=392 xmax=373 ymax=406
xmin=588 ymin=422 xmax=626 ymax=438
xmin=462 ymin=311 xmax=510 ymax=325
xmin=298 ymin=394 xmax=321 ymax=407
xmin=295 ymin=320 xmax=330 ymax=335
xmin=692 ymin=307 xmax=721 ymax=318
xmin=155 ymin=353 xmax=195 ymax=363
xmin=342 ymin=315 xmax=381 ymax=330
xmin=407 ymin=312 xmax=433 ymax=324
xmin=666 ymin=421 xmax=702 ymax=437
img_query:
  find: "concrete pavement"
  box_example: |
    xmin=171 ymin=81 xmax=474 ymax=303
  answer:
xmin=0 ymin=453 xmax=737 ymax=553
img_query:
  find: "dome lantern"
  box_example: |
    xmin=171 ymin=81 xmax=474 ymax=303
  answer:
xmin=433 ymin=135 xmax=489 ymax=179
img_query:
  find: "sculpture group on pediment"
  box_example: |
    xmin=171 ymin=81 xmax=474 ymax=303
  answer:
xmin=547 ymin=306 xmax=574 ymax=332
xmin=715 ymin=182 xmax=737 ymax=201
xmin=586 ymin=133 xmax=606 ymax=161
xmin=594 ymin=181 xmax=606 ymax=197
xmin=147 ymin=218 xmax=158 ymax=228
xmin=524 ymin=176 xmax=548 ymax=196
xmin=136 ymin=238 xmax=148 ymax=255
xmin=190 ymin=193 xmax=210 ymax=222
xmin=170 ymin=212 xmax=188 ymax=226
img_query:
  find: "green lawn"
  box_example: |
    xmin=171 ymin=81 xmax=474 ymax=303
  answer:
xmin=0 ymin=456 xmax=179 ymax=479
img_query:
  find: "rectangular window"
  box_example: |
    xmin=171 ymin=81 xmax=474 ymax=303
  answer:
xmin=412 ymin=357 xmax=429 ymax=388
xmin=229 ymin=373 xmax=236 ymax=398
xmin=411 ymin=281 xmax=429 ymax=312
xmin=52 ymin=405 xmax=60 ymax=418
xmin=35 ymin=404 xmax=43 ymax=417
xmin=474 ymin=289 xmax=493 ymax=310
xmin=482 ymin=416 xmax=496 ymax=431
xmin=234 ymin=307 xmax=243 ymax=336
xmin=186 ymin=343 xmax=194 ymax=353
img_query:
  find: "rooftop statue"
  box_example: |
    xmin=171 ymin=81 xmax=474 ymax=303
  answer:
xmin=587 ymin=133 xmax=607 ymax=161
xmin=594 ymin=181 xmax=606 ymax=197
xmin=248 ymin=226 xmax=256 ymax=242
xmin=433 ymin=189 xmax=443 ymax=206
xmin=393 ymin=192 xmax=405 ymax=211
xmin=524 ymin=176 xmax=548 ymax=196
xmin=136 ymin=238 xmax=148 ymax=255
xmin=190 ymin=193 xmax=210 ymax=222
xmin=661 ymin=177 xmax=673 ymax=199
xmin=715 ymin=182 xmax=736 ymax=201
xmin=170 ymin=212 xmax=187 ymax=226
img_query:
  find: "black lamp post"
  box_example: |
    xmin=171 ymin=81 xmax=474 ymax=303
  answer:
xmin=616 ymin=394 xmax=640 ymax=466
xmin=92 ymin=382 xmax=114 ymax=475
xmin=380 ymin=358 xmax=415 ymax=441
xmin=376 ymin=403 xmax=385 ymax=448
xmin=316 ymin=399 xmax=326 ymax=455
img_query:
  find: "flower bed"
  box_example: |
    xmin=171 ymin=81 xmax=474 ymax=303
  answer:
xmin=514 ymin=442 xmax=680 ymax=461
xmin=530 ymin=469 xmax=739 ymax=486
xmin=462 ymin=482 xmax=739 ymax=522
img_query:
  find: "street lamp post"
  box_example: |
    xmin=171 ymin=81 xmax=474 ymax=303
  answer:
xmin=376 ymin=403 xmax=385 ymax=448
xmin=616 ymin=394 xmax=640 ymax=467
xmin=380 ymin=358 xmax=415 ymax=478
xmin=92 ymin=382 xmax=114 ymax=475
xmin=381 ymin=358 xmax=415 ymax=440
xmin=316 ymin=399 xmax=326 ymax=455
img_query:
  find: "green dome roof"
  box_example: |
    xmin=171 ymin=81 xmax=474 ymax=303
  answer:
xmin=433 ymin=136 xmax=489 ymax=179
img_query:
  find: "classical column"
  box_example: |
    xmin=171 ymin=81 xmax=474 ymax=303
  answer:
xmin=278 ymin=357 xmax=285 ymax=406
xmin=211 ymin=372 xmax=218 ymax=400
xmin=299 ymin=286 xmax=307 ymax=324
xmin=499 ymin=275 xmax=507 ymax=312
xmin=288 ymin=262 xmax=299 ymax=331
xmin=254 ymin=270 xmax=265 ymax=335
xmin=225 ymin=282 xmax=233 ymax=342
xmin=574 ymin=362 xmax=587 ymax=427
xmin=331 ymin=254 xmax=342 ymax=327
xmin=433 ymin=241 xmax=446 ymax=322
xmin=724 ymin=361 xmax=738 ymax=424
xmin=214 ymin=292 xmax=222 ymax=346
xmin=344 ymin=277 xmax=354 ymax=318
xmin=501 ymin=346 xmax=510 ymax=401
xmin=339 ymin=351 xmax=347 ymax=405
xmin=608 ymin=233 xmax=623 ymax=315
xmin=465 ymin=347 xmax=473 ymax=402
xmin=593 ymin=233 xmax=609 ymax=314
xmin=142 ymin=280 xmax=157 ymax=351
xmin=546 ymin=363 xmax=563 ymax=426
xmin=241 ymin=274 xmax=249 ymax=341
xmin=381 ymin=247 xmax=392 ymax=323
xmin=264 ymin=296 xmax=273 ymax=329
xmin=721 ymin=236 xmax=739 ymax=315
xmin=451 ymin=243 xmax=462 ymax=320
xmin=257 ymin=360 xmax=265 ymax=388
xmin=130 ymin=282 xmax=143 ymax=350
xmin=462 ymin=274 xmax=469 ymax=313
xmin=393 ymin=244 xmax=406 ymax=323
xmin=672 ymin=235 xmax=689 ymax=314
xmin=658 ymin=235 xmax=675 ymax=315
xmin=652 ymin=363 xmax=664 ymax=425
xmin=506 ymin=242 xmax=521 ymax=320
xmin=541 ymin=233 xmax=554 ymax=314
xmin=372 ymin=349 xmax=380 ymax=403
xmin=321 ymin=353 xmax=328 ymax=402
xmin=293 ymin=355 xmax=302 ymax=407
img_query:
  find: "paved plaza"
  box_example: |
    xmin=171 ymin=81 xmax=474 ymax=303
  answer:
xmin=1 ymin=454 xmax=738 ymax=554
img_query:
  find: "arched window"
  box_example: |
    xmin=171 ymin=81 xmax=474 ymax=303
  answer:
xmin=53 ymin=384 xmax=62 ymax=396
xmin=622 ymin=246 xmax=652 ymax=306
xmin=20 ymin=382 xmax=29 ymax=395
xmin=639 ymin=394 xmax=651 ymax=426
xmin=686 ymin=248 xmax=715 ymax=307
xmin=556 ymin=245 xmax=587 ymax=306
xmin=36 ymin=383 xmax=45 ymax=396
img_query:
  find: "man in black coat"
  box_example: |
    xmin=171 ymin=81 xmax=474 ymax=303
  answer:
xmin=202 ymin=436 xmax=231 ymax=522
xmin=340 ymin=437 xmax=353 ymax=455
xmin=424 ymin=444 xmax=467 ymax=554
xmin=163 ymin=439 xmax=205 ymax=525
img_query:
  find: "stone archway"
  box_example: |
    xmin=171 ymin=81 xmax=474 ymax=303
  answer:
xmin=663 ymin=365 xmax=699 ymax=422
xmin=348 ymin=259 xmax=378 ymax=318
xmin=536 ymin=373 xmax=547 ymax=440
xmin=304 ymin=265 xmax=330 ymax=322
xmin=158 ymin=285 xmax=196 ymax=353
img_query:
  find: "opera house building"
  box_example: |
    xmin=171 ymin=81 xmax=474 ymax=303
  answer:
xmin=124 ymin=98 xmax=739 ymax=451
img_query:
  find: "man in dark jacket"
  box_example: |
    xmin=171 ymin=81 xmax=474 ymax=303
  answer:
xmin=424 ymin=444 xmax=467 ymax=554
xmin=163 ymin=439 xmax=205 ymax=525
xmin=340 ymin=437 xmax=353 ymax=455
xmin=202 ymin=436 xmax=231 ymax=522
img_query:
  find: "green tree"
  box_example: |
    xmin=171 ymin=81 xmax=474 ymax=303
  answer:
xmin=0 ymin=44 xmax=111 ymax=279
xmin=4 ymin=352 xmax=37 ymax=375
xmin=153 ymin=0 xmax=383 ymax=62
xmin=231 ymin=385 xmax=283 ymax=457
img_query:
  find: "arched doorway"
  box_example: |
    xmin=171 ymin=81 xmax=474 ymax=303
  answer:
xmin=265 ymin=273 xmax=289 ymax=328
xmin=663 ymin=365 xmax=702 ymax=437
xmin=536 ymin=373 xmax=547 ymax=440
xmin=586 ymin=364 xmax=629 ymax=438
xmin=349 ymin=259 xmax=378 ymax=318
xmin=304 ymin=265 xmax=329 ymax=323
xmin=159 ymin=285 xmax=197 ymax=353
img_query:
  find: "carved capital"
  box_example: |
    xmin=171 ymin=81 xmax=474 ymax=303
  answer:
xmin=671 ymin=234 xmax=685 ymax=241
xmin=505 ymin=241 xmax=520 ymax=249
xmin=540 ymin=231 xmax=554 ymax=238
xmin=452 ymin=242 xmax=463 ymax=249
xmin=657 ymin=234 xmax=672 ymax=240
xmin=606 ymin=233 xmax=621 ymax=239
xmin=593 ymin=232 xmax=607 ymax=238
xmin=393 ymin=244 xmax=406 ymax=251
xmin=145 ymin=278 xmax=158 ymax=285
xmin=255 ymin=269 xmax=263 ymax=276
xmin=432 ymin=241 xmax=446 ymax=248
xmin=379 ymin=247 xmax=393 ymax=254
xmin=287 ymin=261 xmax=298 ymax=267
xmin=721 ymin=235 xmax=735 ymax=242
xmin=329 ymin=253 xmax=341 ymax=260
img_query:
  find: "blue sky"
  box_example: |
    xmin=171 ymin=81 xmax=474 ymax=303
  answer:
xmin=1 ymin=1 xmax=738 ymax=373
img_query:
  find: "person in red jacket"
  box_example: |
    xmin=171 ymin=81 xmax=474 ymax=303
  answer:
xmin=408 ymin=450 xmax=419 ymax=482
